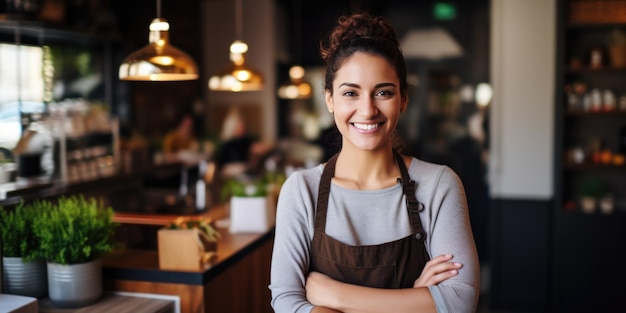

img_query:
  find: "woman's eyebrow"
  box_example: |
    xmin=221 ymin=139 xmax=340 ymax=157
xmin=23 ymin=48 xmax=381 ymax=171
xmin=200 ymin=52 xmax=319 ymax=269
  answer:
xmin=375 ymin=82 xmax=396 ymax=89
xmin=337 ymin=82 xmax=397 ymax=89
xmin=338 ymin=82 xmax=360 ymax=89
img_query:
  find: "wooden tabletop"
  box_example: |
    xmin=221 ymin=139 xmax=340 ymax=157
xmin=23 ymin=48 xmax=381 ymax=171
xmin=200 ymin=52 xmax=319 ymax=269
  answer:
xmin=104 ymin=204 xmax=274 ymax=284
xmin=112 ymin=205 xmax=227 ymax=226
xmin=38 ymin=293 xmax=175 ymax=313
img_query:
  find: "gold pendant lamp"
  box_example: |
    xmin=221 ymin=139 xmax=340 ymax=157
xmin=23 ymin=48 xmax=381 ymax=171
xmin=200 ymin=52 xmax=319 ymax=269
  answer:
xmin=277 ymin=65 xmax=312 ymax=99
xmin=208 ymin=0 xmax=264 ymax=92
xmin=118 ymin=0 xmax=198 ymax=81
xmin=277 ymin=1 xmax=310 ymax=99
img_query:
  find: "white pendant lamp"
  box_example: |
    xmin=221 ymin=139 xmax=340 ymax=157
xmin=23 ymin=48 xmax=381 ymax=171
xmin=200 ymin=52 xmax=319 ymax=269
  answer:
xmin=118 ymin=0 xmax=198 ymax=81
xmin=208 ymin=0 xmax=264 ymax=92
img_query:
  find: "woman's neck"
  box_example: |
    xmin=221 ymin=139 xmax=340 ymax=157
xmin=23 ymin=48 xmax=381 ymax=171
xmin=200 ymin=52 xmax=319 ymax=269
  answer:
xmin=333 ymin=147 xmax=401 ymax=190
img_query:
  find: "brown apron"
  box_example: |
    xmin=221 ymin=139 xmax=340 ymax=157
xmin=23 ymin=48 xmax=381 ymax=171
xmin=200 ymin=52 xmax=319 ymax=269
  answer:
xmin=309 ymin=151 xmax=430 ymax=289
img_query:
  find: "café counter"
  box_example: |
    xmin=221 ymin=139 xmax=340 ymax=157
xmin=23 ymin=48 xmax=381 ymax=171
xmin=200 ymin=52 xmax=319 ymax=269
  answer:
xmin=0 ymin=162 xmax=276 ymax=313
xmin=104 ymin=207 xmax=274 ymax=313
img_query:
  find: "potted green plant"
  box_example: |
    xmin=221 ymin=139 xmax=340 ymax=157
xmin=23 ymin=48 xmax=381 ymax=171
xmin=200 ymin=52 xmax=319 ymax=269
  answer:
xmin=221 ymin=174 xmax=283 ymax=233
xmin=33 ymin=194 xmax=120 ymax=308
xmin=577 ymin=178 xmax=604 ymax=213
xmin=165 ymin=216 xmax=221 ymax=243
xmin=0 ymin=201 xmax=49 ymax=298
xmin=158 ymin=216 xmax=221 ymax=271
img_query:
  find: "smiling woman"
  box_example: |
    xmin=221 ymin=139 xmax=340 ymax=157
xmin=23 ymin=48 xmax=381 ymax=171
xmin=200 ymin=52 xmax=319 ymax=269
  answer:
xmin=270 ymin=12 xmax=479 ymax=313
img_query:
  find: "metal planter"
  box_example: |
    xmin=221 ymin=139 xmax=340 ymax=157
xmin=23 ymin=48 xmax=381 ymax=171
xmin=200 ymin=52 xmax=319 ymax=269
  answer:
xmin=47 ymin=258 xmax=102 ymax=308
xmin=1 ymin=257 xmax=48 ymax=298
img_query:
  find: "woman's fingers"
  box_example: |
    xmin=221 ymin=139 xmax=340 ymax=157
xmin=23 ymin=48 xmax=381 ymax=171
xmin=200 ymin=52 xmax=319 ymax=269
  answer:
xmin=413 ymin=254 xmax=463 ymax=287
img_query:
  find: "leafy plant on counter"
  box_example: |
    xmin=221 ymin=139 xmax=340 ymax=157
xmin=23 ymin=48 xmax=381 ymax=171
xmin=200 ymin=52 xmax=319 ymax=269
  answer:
xmin=33 ymin=195 xmax=120 ymax=265
xmin=0 ymin=201 xmax=50 ymax=261
xmin=220 ymin=178 xmax=268 ymax=202
xmin=220 ymin=171 xmax=286 ymax=202
xmin=165 ymin=216 xmax=221 ymax=242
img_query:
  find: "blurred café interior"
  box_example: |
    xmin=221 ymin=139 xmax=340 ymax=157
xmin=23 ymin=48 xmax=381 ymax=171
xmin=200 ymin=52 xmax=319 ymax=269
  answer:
xmin=1 ymin=0 xmax=625 ymax=312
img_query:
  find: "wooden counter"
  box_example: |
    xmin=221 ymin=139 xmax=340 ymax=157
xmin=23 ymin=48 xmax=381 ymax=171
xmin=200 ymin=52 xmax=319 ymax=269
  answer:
xmin=38 ymin=293 xmax=176 ymax=313
xmin=104 ymin=206 xmax=274 ymax=313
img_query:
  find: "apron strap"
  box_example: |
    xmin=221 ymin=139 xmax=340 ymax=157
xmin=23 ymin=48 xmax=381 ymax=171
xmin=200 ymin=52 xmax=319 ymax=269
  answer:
xmin=394 ymin=150 xmax=427 ymax=240
xmin=315 ymin=153 xmax=338 ymax=232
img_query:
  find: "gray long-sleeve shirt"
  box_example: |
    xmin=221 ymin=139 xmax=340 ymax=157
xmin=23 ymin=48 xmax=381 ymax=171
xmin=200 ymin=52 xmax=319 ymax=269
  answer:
xmin=269 ymin=158 xmax=480 ymax=313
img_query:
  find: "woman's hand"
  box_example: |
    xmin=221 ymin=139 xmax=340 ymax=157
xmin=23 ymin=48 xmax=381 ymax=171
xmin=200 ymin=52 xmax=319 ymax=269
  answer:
xmin=413 ymin=254 xmax=462 ymax=288
xmin=306 ymin=271 xmax=341 ymax=309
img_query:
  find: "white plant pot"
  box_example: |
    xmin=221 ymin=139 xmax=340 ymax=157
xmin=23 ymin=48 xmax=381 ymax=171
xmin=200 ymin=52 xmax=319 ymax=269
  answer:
xmin=580 ymin=196 xmax=597 ymax=214
xmin=600 ymin=196 xmax=615 ymax=214
xmin=229 ymin=196 xmax=275 ymax=233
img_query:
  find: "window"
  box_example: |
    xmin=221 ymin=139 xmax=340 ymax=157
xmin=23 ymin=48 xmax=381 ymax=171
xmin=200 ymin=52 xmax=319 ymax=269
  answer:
xmin=0 ymin=43 xmax=46 ymax=152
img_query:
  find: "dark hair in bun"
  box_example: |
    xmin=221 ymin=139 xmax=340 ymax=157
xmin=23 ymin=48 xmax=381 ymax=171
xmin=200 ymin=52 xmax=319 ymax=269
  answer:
xmin=320 ymin=12 xmax=407 ymax=98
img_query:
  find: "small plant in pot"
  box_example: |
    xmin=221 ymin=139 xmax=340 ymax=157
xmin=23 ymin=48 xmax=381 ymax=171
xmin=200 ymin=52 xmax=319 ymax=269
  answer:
xmin=0 ymin=201 xmax=49 ymax=298
xmin=158 ymin=216 xmax=221 ymax=270
xmin=577 ymin=178 xmax=604 ymax=213
xmin=221 ymin=175 xmax=280 ymax=233
xmin=33 ymin=194 xmax=120 ymax=308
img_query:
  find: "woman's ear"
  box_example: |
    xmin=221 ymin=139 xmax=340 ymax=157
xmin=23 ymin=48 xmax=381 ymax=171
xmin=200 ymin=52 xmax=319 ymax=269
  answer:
xmin=400 ymin=94 xmax=409 ymax=113
xmin=325 ymin=91 xmax=334 ymax=113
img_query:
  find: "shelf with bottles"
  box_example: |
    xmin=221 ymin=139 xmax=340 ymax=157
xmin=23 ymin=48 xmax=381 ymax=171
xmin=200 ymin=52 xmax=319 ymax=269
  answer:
xmin=564 ymin=23 xmax=626 ymax=72
xmin=563 ymin=122 xmax=626 ymax=163
xmin=48 ymin=100 xmax=119 ymax=185
xmin=564 ymin=81 xmax=626 ymax=113
xmin=562 ymin=194 xmax=626 ymax=215
xmin=564 ymin=148 xmax=626 ymax=168
xmin=562 ymin=172 xmax=626 ymax=214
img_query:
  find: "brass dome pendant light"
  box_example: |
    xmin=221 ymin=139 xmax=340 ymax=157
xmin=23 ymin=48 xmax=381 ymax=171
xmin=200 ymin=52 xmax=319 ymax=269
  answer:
xmin=208 ymin=0 xmax=264 ymax=92
xmin=277 ymin=0 xmax=311 ymax=99
xmin=277 ymin=65 xmax=312 ymax=99
xmin=118 ymin=0 xmax=198 ymax=81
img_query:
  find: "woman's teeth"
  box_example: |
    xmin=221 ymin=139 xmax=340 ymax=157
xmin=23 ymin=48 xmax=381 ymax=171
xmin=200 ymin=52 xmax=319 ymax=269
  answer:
xmin=353 ymin=123 xmax=380 ymax=131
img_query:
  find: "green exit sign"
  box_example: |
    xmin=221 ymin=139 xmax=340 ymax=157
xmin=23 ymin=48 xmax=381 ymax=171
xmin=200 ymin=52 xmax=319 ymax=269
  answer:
xmin=434 ymin=2 xmax=457 ymax=20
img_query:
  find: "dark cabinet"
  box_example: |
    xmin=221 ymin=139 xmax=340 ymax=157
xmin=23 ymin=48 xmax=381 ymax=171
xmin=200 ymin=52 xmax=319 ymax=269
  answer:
xmin=553 ymin=1 xmax=626 ymax=312
xmin=558 ymin=1 xmax=626 ymax=214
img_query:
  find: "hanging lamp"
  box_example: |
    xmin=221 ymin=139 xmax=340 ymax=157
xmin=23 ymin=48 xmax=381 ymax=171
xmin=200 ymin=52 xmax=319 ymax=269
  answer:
xmin=208 ymin=0 xmax=264 ymax=92
xmin=118 ymin=0 xmax=198 ymax=81
xmin=277 ymin=65 xmax=312 ymax=99
xmin=277 ymin=1 xmax=310 ymax=99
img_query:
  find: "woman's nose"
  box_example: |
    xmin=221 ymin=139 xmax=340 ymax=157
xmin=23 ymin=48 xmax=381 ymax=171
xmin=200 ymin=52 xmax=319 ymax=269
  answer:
xmin=357 ymin=97 xmax=378 ymax=117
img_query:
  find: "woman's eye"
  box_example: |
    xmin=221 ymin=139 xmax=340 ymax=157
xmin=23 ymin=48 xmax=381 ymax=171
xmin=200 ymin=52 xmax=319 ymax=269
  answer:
xmin=342 ymin=91 xmax=357 ymax=97
xmin=376 ymin=90 xmax=394 ymax=97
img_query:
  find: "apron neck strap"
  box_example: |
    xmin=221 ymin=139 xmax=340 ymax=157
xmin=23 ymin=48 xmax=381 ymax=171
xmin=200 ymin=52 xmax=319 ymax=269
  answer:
xmin=315 ymin=151 xmax=426 ymax=239
xmin=315 ymin=153 xmax=338 ymax=231
xmin=394 ymin=150 xmax=427 ymax=240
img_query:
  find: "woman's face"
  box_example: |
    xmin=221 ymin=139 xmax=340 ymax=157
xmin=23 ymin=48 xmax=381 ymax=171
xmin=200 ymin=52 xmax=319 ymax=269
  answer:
xmin=326 ymin=52 xmax=406 ymax=153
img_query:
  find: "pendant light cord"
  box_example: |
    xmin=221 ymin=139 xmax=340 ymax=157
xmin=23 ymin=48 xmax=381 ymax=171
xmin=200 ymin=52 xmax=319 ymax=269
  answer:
xmin=156 ymin=0 xmax=162 ymax=18
xmin=235 ymin=0 xmax=243 ymax=40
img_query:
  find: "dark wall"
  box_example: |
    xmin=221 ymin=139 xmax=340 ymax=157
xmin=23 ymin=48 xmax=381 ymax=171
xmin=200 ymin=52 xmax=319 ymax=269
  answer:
xmin=277 ymin=0 xmax=489 ymax=83
xmin=490 ymin=199 xmax=551 ymax=312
